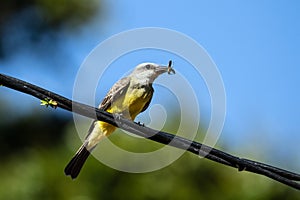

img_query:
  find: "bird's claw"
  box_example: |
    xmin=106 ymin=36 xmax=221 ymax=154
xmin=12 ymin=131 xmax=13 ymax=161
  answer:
xmin=136 ymin=121 xmax=145 ymax=127
xmin=113 ymin=113 xmax=123 ymax=121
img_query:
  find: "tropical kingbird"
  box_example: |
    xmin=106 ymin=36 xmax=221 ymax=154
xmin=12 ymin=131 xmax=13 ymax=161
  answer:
xmin=65 ymin=62 xmax=175 ymax=179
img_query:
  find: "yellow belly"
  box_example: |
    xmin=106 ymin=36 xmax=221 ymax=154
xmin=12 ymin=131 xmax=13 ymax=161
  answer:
xmin=98 ymin=87 xmax=152 ymax=136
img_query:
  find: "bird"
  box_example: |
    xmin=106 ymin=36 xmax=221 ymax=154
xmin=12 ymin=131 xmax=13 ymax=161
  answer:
xmin=65 ymin=61 xmax=175 ymax=179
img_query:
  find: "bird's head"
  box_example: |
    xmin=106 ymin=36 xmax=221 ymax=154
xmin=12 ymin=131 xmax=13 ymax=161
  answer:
xmin=130 ymin=62 xmax=175 ymax=83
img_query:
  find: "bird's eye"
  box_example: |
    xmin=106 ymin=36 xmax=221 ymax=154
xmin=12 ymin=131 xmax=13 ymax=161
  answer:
xmin=145 ymin=64 xmax=151 ymax=69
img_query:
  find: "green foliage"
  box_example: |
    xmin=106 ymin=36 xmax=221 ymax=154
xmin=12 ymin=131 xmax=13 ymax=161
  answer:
xmin=0 ymin=0 xmax=99 ymax=30
xmin=34 ymin=0 xmax=100 ymax=29
xmin=0 ymin=0 xmax=100 ymax=58
xmin=0 ymin=109 xmax=299 ymax=199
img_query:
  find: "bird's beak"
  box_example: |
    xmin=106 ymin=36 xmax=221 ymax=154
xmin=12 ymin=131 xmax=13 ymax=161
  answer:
xmin=156 ymin=65 xmax=176 ymax=75
xmin=155 ymin=66 xmax=168 ymax=74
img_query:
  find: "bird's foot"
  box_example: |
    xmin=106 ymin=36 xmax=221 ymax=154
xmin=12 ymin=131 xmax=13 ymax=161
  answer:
xmin=136 ymin=121 xmax=145 ymax=127
xmin=113 ymin=113 xmax=124 ymax=121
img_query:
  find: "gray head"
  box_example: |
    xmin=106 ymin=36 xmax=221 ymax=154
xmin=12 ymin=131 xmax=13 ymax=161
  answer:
xmin=130 ymin=62 xmax=175 ymax=83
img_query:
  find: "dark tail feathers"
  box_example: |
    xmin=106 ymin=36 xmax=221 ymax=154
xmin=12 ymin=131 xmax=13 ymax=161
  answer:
xmin=65 ymin=145 xmax=90 ymax=179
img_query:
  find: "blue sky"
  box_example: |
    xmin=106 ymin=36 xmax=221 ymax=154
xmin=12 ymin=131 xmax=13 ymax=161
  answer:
xmin=1 ymin=1 xmax=300 ymax=170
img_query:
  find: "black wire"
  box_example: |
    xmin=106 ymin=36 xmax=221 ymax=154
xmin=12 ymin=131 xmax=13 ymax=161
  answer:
xmin=1 ymin=73 xmax=299 ymax=190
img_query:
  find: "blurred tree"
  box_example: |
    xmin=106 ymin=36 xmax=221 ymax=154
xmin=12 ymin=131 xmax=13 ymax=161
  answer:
xmin=0 ymin=111 xmax=70 ymax=159
xmin=0 ymin=104 xmax=299 ymax=199
xmin=0 ymin=0 xmax=100 ymax=59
